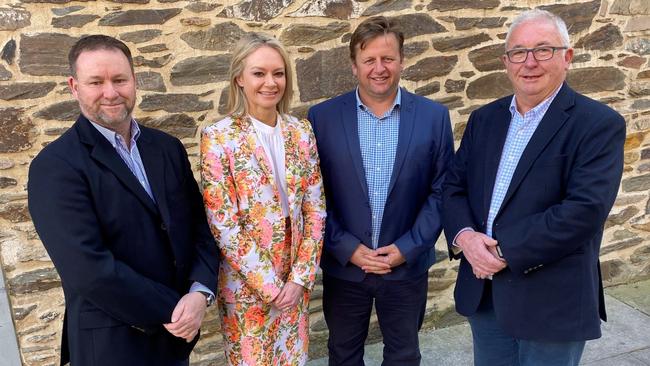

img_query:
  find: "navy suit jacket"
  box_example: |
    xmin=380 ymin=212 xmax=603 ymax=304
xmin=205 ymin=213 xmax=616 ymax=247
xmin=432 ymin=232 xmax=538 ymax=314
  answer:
xmin=28 ymin=115 xmax=220 ymax=366
xmin=309 ymin=88 xmax=454 ymax=281
xmin=443 ymin=83 xmax=625 ymax=341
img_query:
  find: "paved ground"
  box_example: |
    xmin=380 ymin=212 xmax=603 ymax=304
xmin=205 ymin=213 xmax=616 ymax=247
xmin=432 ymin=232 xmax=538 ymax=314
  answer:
xmin=0 ymin=267 xmax=21 ymax=366
xmin=308 ymin=279 xmax=650 ymax=366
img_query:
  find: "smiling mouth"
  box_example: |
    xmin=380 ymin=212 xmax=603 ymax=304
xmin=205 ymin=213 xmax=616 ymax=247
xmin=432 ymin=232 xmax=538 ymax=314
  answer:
xmin=522 ymin=75 xmax=541 ymax=80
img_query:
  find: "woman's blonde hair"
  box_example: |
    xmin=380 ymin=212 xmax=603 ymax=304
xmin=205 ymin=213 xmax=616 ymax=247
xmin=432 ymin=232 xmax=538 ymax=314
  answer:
xmin=226 ymin=33 xmax=294 ymax=117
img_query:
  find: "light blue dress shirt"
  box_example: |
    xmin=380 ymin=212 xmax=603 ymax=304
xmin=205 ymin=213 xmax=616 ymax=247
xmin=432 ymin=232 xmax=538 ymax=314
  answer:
xmin=356 ymin=88 xmax=401 ymax=248
xmin=486 ymin=86 xmax=563 ymax=237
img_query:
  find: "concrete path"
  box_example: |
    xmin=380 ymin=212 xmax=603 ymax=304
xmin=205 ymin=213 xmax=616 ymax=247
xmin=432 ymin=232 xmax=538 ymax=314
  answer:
xmin=0 ymin=267 xmax=21 ymax=366
xmin=308 ymin=279 xmax=650 ymax=366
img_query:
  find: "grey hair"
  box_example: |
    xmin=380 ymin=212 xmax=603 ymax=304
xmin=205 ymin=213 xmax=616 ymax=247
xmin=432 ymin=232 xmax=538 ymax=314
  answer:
xmin=505 ymin=9 xmax=571 ymax=50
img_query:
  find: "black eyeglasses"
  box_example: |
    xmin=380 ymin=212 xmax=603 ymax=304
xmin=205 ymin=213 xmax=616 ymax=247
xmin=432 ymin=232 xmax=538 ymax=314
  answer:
xmin=504 ymin=46 xmax=568 ymax=63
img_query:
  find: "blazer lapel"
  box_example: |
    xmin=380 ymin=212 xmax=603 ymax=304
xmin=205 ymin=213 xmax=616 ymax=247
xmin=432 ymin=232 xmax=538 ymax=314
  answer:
xmin=498 ymin=84 xmax=574 ymax=216
xmin=341 ymin=94 xmax=369 ymax=197
xmin=387 ymin=89 xmax=415 ymax=196
xmin=281 ymin=115 xmax=297 ymax=217
xmin=482 ymin=99 xmax=512 ymax=221
xmin=77 ymin=117 xmax=159 ymax=216
xmin=137 ymin=128 xmax=169 ymax=224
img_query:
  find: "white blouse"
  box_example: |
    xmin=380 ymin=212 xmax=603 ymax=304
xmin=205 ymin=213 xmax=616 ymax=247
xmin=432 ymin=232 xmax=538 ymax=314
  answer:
xmin=250 ymin=114 xmax=289 ymax=218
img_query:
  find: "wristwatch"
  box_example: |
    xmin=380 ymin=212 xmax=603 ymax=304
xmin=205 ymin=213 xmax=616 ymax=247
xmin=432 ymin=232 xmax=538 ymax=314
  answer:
xmin=198 ymin=291 xmax=215 ymax=307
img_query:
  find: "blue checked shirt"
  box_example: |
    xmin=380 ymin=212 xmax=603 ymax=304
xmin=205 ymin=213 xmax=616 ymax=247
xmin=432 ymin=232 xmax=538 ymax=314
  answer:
xmin=486 ymin=86 xmax=562 ymax=237
xmin=357 ymin=88 xmax=401 ymax=248
xmin=90 ymin=120 xmax=212 ymax=297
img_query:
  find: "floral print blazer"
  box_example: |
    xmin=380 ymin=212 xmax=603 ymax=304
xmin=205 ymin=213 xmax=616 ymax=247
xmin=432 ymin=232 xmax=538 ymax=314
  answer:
xmin=201 ymin=114 xmax=326 ymax=304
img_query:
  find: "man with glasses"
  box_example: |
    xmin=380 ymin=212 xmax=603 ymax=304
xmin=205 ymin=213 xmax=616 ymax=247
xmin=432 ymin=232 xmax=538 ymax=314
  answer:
xmin=443 ymin=9 xmax=625 ymax=366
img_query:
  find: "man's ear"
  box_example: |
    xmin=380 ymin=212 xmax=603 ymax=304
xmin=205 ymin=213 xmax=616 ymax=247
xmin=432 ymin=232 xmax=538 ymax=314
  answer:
xmin=68 ymin=76 xmax=79 ymax=98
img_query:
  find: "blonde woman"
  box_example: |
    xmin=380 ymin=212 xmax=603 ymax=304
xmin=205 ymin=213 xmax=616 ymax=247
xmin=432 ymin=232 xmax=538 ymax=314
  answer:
xmin=200 ymin=33 xmax=325 ymax=366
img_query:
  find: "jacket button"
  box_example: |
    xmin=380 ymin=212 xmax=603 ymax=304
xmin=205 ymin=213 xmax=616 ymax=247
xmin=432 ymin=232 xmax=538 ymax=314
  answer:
xmin=161 ymin=223 xmax=167 ymax=231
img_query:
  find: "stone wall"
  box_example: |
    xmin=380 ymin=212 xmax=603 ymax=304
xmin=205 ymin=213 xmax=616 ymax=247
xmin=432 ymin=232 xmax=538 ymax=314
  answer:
xmin=0 ymin=0 xmax=648 ymax=365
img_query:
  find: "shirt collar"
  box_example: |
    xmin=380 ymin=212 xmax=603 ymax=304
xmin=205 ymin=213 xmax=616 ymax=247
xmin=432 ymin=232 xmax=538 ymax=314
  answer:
xmin=89 ymin=119 xmax=140 ymax=148
xmin=355 ymin=87 xmax=402 ymax=117
xmin=509 ymin=83 xmax=563 ymax=117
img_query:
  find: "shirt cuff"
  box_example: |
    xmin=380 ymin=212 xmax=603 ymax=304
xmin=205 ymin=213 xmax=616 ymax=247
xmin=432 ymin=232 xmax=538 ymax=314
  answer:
xmin=189 ymin=281 xmax=214 ymax=297
xmin=452 ymin=227 xmax=475 ymax=254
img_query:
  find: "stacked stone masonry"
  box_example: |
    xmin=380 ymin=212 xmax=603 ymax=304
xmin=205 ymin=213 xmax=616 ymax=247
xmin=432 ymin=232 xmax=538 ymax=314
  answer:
xmin=0 ymin=0 xmax=648 ymax=365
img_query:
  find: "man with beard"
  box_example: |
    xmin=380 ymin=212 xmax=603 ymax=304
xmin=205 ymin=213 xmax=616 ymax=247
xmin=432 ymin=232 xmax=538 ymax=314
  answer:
xmin=28 ymin=35 xmax=219 ymax=366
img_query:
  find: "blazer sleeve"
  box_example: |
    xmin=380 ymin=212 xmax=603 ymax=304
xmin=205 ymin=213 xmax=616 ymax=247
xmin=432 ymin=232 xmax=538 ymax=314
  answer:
xmin=442 ymin=111 xmax=482 ymax=260
xmin=497 ymin=111 xmax=626 ymax=274
xmin=394 ymin=107 xmax=455 ymax=265
xmin=287 ymin=120 xmax=326 ymax=290
xmin=201 ymin=128 xmax=284 ymax=304
xmin=28 ymin=153 xmax=180 ymax=330
xmin=308 ymin=107 xmax=363 ymax=266
xmin=175 ymin=139 xmax=220 ymax=293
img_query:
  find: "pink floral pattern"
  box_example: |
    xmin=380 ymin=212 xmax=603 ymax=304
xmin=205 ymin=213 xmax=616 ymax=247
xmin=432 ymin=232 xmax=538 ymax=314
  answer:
xmin=201 ymin=114 xmax=326 ymax=366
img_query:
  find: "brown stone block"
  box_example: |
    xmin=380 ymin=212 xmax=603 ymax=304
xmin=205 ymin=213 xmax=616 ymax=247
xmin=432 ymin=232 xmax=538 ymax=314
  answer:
xmin=575 ymin=24 xmax=623 ymax=51
xmin=363 ymin=0 xmax=412 ymax=16
xmin=186 ymin=2 xmax=220 ymax=13
xmin=13 ymin=305 xmax=37 ymax=321
xmin=625 ymin=16 xmax=650 ymax=32
xmin=0 ymin=202 xmax=31 ymax=223
xmin=567 ymin=67 xmax=626 ymax=94
xmin=466 ymin=72 xmax=511 ymax=100
xmin=0 ymin=177 xmax=17 ymax=188
xmin=403 ymin=41 xmax=430 ymax=59
xmin=219 ymin=0 xmax=293 ymax=22
xmin=573 ymin=53 xmax=592 ymax=63
xmin=19 ymin=33 xmax=78 ymax=76
xmin=0 ymin=107 xmax=35 ymax=153
xmin=119 ymin=29 xmax=162 ymax=44
xmin=180 ymin=17 xmax=211 ymax=27
xmin=51 ymin=6 xmax=85 ymax=16
xmin=453 ymin=17 xmax=508 ymax=31
xmin=433 ymin=95 xmax=463 ymax=110
xmin=414 ymin=81 xmax=440 ymax=96
xmin=622 ymin=173 xmax=650 ymax=192
xmin=432 ymin=33 xmax=491 ymax=52
xmin=280 ymin=22 xmax=350 ymax=46
xmin=618 ymin=56 xmax=646 ymax=69
xmin=181 ymin=22 xmax=247 ymax=51
xmin=0 ymin=82 xmax=56 ymax=101
xmin=606 ymin=206 xmax=640 ymax=229
xmin=625 ymin=131 xmax=648 ymax=150
xmin=391 ymin=13 xmax=446 ymax=39
xmin=610 ymin=0 xmax=650 ymax=15
xmin=468 ymin=44 xmax=505 ymax=72
xmin=139 ymin=114 xmax=197 ymax=139
xmin=296 ymin=46 xmax=356 ymax=102
xmin=402 ymin=56 xmax=458 ymax=81
xmin=427 ymin=0 xmax=499 ymax=12
xmin=1 ymin=39 xmax=16 ymax=65
xmin=288 ymin=0 xmax=356 ymax=20
xmin=99 ymin=9 xmax=181 ymax=26
xmin=630 ymin=81 xmax=650 ymax=97
xmin=140 ymin=94 xmax=213 ymax=113
xmin=8 ymin=268 xmax=61 ymax=296
xmin=133 ymin=54 xmax=172 ymax=68
xmin=136 ymin=72 xmax=166 ymax=92
xmin=452 ymin=121 xmax=467 ymax=140
xmin=170 ymin=55 xmax=230 ymax=86
xmin=51 ymin=14 xmax=99 ymax=29
xmin=540 ymin=0 xmax=600 ymax=34
xmin=33 ymin=100 xmax=80 ymax=121
xmin=0 ymin=7 xmax=30 ymax=30
xmin=444 ymin=79 xmax=466 ymax=93
xmin=137 ymin=43 xmax=169 ymax=53
xmin=600 ymin=259 xmax=625 ymax=284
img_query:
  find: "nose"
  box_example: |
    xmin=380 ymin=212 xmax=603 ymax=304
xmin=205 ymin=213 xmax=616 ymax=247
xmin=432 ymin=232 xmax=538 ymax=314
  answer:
xmin=264 ymin=74 xmax=277 ymax=87
xmin=373 ymin=60 xmax=386 ymax=73
xmin=523 ymin=51 xmax=540 ymax=67
xmin=102 ymin=82 xmax=119 ymax=99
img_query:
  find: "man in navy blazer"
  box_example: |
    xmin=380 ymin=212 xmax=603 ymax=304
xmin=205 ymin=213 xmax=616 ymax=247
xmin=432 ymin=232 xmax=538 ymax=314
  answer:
xmin=309 ymin=16 xmax=453 ymax=365
xmin=443 ymin=10 xmax=625 ymax=366
xmin=28 ymin=35 xmax=219 ymax=366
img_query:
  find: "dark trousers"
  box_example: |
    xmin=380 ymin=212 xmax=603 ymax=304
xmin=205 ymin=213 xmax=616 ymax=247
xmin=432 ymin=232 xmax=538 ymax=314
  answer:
xmin=468 ymin=281 xmax=586 ymax=366
xmin=322 ymin=272 xmax=428 ymax=366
